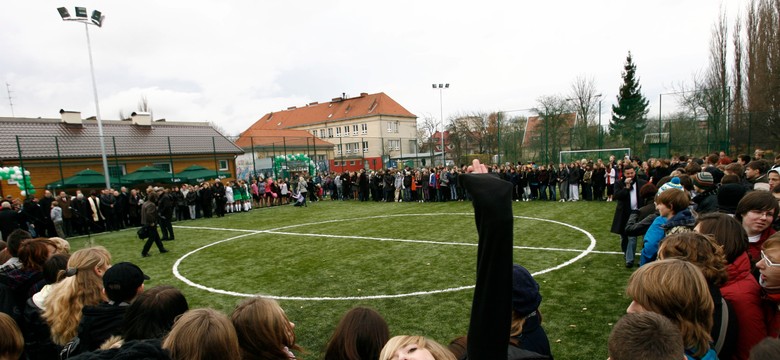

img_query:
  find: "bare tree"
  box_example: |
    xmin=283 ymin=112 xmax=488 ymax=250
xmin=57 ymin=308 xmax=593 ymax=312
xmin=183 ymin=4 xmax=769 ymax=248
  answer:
xmin=568 ymin=76 xmax=600 ymax=149
xmin=534 ymin=95 xmax=571 ymax=164
xmin=737 ymin=0 xmax=779 ymax=149
xmin=209 ymin=121 xmax=233 ymax=138
xmin=137 ymin=95 xmax=150 ymax=112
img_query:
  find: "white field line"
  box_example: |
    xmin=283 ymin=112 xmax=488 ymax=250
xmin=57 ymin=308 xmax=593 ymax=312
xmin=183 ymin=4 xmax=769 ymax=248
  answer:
xmin=171 ymin=214 xmax=602 ymax=300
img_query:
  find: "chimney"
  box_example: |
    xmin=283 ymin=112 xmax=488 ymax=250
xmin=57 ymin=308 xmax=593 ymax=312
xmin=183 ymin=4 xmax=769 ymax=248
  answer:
xmin=130 ymin=112 xmax=152 ymax=126
xmin=59 ymin=109 xmax=82 ymax=125
xmin=360 ymin=92 xmax=368 ymax=97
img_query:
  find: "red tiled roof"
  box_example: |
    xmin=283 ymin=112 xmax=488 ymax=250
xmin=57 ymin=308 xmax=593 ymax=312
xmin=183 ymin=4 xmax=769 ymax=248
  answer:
xmin=241 ymin=92 xmax=416 ymax=133
xmin=234 ymin=129 xmax=334 ymax=148
xmin=522 ymin=113 xmax=577 ymax=145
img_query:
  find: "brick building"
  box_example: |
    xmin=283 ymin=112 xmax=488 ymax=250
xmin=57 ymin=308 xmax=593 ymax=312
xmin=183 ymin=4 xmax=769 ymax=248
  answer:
xmin=237 ymin=92 xmax=418 ymax=173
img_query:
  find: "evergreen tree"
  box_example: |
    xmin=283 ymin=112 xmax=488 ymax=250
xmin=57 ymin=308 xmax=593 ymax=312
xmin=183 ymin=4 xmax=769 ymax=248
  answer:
xmin=610 ymin=52 xmax=649 ymax=149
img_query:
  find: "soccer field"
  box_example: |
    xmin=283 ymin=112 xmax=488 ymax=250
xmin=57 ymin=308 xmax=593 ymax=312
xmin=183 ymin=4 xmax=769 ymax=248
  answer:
xmin=72 ymin=199 xmax=634 ymax=359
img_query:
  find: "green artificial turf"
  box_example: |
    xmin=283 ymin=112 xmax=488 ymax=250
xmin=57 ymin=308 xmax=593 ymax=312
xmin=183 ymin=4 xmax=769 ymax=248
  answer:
xmin=71 ymin=199 xmax=635 ymax=359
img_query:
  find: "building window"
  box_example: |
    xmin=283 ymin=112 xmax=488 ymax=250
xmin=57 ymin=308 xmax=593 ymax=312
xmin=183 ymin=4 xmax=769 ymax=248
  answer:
xmin=108 ymin=165 xmax=126 ymax=179
xmin=336 ymin=144 xmax=342 ymax=155
xmin=387 ymin=121 xmax=398 ymax=133
xmin=311 ymin=130 xmax=316 ymax=136
xmin=218 ymin=160 xmax=229 ymax=171
xmin=350 ymin=160 xmax=355 ymax=165
xmin=363 ymin=141 xmax=369 ymax=152
xmin=328 ymin=128 xmax=333 ymax=138
xmin=345 ymin=143 xmax=352 ymax=154
xmin=389 ymin=140 xmax=400 ymax=150
xmin=352 ymin=124 xmax=358 ymax=135
xmin=153 ymin=163 xmax=172 ymax=173
xmin=319 ymin=129 xmax=325 ymax=138
xmin=318 ymin=155 xmax=326 ymax=161
xmin=343 ymin=126 xmax=350 ymax=136
xmin=361 ymin=123 xmax=368 ymax=134
xmin=336 ymin=127 xmax=341 ymax=137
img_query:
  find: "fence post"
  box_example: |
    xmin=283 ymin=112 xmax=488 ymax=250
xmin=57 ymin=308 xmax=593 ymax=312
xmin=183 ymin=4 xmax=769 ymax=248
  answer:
xmin=55 ymin=136 xmax=65 ymax=188
xmin=251 ymin=136 xmax=257 ymax=178
xmin=212 ymin=136 xmax=219 ymax=179
xmin=15 ymin=136 xmax=29 ymax=199
xmin=168 ymin=137 xmax=175 ymax=182
xmin=282 ymin=136 xmax=288 ymax=174
xmin=112 ymin=136 xmax=121 ymax=185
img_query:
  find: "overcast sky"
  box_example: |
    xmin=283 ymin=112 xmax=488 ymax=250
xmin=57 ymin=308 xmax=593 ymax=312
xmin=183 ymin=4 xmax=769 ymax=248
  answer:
xmin=1 ymin=1 xmax=741 ymax=135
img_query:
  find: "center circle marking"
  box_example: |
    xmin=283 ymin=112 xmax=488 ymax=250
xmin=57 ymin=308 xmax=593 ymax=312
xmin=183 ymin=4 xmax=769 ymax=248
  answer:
xmin=171 ymin=213 xmax=596 ymax=301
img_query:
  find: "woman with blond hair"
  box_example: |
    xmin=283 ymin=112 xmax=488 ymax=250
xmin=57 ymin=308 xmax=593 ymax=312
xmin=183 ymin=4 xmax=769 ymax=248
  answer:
xmin=626 ymin=258 xmax=717 ymax=360
xmin=162 ymin=308 xmax=240 ymax=360
xmin=231 ymin=296 xmax=301 ymax=360
xmin=42 ymin=246 xmax=111 ymax=346
xmin=658 ymin=232 xmax=737 ymax=359
xmin=379 ymin=335 xmax=456 ymax=360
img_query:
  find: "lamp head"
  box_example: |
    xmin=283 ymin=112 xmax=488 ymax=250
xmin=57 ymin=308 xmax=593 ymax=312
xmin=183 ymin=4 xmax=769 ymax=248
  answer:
xmin=57 ymin=7 xmax=71 ymax=20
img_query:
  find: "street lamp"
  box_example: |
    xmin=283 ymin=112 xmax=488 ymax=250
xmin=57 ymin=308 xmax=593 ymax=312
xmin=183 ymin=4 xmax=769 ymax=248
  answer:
xmin=58 ymin=6 xmax=111 ymax=190
xmin=595 ymin=94 xmax=603 ymax=149
xmin=432 ymin=83 xmax=449 ymax=166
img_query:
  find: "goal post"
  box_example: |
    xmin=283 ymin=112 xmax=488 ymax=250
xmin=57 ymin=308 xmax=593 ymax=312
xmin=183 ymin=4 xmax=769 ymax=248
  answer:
xmin=559 ymin=148 xmax=631 ymax=164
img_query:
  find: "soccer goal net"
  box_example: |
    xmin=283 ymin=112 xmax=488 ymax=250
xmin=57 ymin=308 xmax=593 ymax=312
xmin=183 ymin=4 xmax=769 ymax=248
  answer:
xmin=559 ymin=148 xmax=631 ymax=164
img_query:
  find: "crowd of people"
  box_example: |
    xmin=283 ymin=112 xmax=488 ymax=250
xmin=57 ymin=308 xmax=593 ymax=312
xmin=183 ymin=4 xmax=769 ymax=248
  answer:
xmin=1 ymin=149 xmax=780 ymax=359
xmin=0 ymin=163 xmax=558 ymax=360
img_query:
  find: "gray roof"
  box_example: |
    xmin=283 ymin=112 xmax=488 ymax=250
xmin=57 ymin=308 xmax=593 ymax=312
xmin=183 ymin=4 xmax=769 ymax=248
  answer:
xmin=0 ymin=117 xmax=244 ymax=160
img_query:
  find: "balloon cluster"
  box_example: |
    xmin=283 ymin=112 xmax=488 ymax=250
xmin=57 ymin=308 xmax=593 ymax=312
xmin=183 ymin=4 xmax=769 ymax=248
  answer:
xmin=0 ymin=166 xmax=36 ymax=196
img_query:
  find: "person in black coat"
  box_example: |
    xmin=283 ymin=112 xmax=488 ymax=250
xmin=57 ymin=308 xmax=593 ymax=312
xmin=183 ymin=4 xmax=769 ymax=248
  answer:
xmin=0 ymin=201 xmax=20 ymax=241
xmin=199 ymin=183 xmax=214 ymax=218
xmin=21 ymin=198 xmax=45 ymax=238
xmin=99 ymin=189 xmax=117 ymax=232
xmin=212 ymin=181 xmax=226 ymax=217
xmin=156 ymin=189 xmax=175 ymax=241
xmin=610 ymin=166 xmax=647 ymax=267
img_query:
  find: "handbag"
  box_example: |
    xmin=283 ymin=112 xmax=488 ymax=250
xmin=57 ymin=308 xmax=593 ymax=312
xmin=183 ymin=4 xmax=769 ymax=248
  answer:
xmin=137 ymin=226 xmax=150 ymax=240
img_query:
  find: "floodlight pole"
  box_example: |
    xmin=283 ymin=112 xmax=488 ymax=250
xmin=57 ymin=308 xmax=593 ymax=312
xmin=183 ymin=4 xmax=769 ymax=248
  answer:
xmin=433 ymin=83 xmax=449 ymax=166
xmin=60 ymin=7 xmax=111 ymax=190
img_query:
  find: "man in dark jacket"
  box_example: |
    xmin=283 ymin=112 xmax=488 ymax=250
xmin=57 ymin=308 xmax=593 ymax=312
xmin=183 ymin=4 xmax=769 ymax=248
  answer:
xmin=99 ymin=189 xmax=116 ymax=232
xmin=212 ymin=180 xmax=226 ymax=217
xmin=38 ymin=190 xmax=56 ymax=237
xmin=0 ymin=201 xmax=19 ymax=241
xmin=71 ymin=262 xmax=149 ymax=355
xmin=610 ymin=166 xmax=647 ymax=268
xmin=156 ymin=189 xmax=175 ymax=241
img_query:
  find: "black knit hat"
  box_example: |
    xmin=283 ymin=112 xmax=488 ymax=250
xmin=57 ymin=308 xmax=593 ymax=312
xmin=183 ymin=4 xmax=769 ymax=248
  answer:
xmin=511 ymin=264 xmax=542 ymax=318
xmin=717 ymin=183 xmax=747 ymax=214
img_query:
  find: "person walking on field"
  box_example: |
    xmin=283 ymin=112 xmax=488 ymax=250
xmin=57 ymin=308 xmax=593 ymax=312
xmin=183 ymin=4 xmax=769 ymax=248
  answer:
xmin=141 ymin=192 xmax=168 ymax=257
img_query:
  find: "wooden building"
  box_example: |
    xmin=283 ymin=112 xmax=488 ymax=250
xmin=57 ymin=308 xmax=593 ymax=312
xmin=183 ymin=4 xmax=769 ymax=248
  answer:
xmin=0 ymin=111 xmax=243 ymax=199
